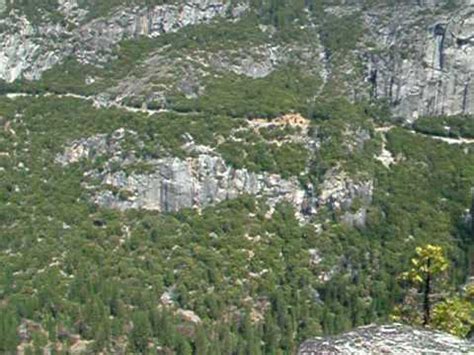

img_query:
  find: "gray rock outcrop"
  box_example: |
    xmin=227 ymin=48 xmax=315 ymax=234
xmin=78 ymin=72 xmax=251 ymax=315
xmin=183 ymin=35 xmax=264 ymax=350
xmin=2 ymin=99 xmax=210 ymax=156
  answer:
xmin=318 ymin=168 xmax=373 ymax=227
xmin=298 ymin=323 xmax=474 ymax=354
xmin=57 ymin=129 xmax=310 ymax=218
xmin=0 ymin=0 xmax=243 ymax=82
xmin=95 ymin=154 xmax=308 ymax=215
xmin=0 ymin=13 xmax=64 ymax=82
xmin=364 ymin=6 xmax=474 ymax=120
xmin=57 ymin=128 xmax=373 ymax=223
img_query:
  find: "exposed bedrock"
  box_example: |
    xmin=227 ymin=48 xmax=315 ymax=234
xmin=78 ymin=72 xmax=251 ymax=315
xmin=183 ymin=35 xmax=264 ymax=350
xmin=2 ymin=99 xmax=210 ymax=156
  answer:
xmin=0 ymin=0 xmax=244 ymax=82
xmin=365 ymin=7 xmax=474 ymax=120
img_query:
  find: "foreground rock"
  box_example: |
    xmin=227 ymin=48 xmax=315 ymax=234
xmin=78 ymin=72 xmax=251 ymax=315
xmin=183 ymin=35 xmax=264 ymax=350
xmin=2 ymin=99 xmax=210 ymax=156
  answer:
xmin=298 ymin=323 xmax=473 ymax=354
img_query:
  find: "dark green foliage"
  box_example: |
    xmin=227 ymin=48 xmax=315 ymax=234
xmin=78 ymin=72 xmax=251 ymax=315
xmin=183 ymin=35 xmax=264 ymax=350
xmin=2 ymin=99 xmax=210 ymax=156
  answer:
xmin=130 ymin=311 xmax=152 ymax=352
xmin=414 ymin=115 xmax=474 ymax=139
xmin=219 ymin=135 xmax=308 ymax=178
xmin=319 ymin=13 xmax=364 ymax=56
xmin=171 ymin=67 xmax=322 ymax=118
xmin=5 ymin=0 xmax=62 ymax=23
xmin=157 ymin=15 xmax=269 ymax=51
xmin=0 ymin=310 xmax=19 ymax=352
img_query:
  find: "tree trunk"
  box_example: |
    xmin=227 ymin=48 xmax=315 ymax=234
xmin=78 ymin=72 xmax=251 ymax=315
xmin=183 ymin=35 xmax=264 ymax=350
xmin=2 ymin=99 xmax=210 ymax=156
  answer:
xmin=423 ymin=258 xmax=431 ymax=326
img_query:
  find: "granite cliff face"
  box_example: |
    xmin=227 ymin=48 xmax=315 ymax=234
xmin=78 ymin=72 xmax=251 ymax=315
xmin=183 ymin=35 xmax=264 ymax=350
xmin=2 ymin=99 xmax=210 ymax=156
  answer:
xmin=0 ymin=0 xmax=244 ymax=82
xmin=364 ymin=6 xmax=474 ymax=120
xmin=96 ymin=155 xmax=307 ymax=214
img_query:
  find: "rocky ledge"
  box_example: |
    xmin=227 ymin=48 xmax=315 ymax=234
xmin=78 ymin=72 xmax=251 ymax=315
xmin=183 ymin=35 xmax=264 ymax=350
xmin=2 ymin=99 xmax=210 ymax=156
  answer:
xmin=298 ymin=323 xmax=474 ymax=354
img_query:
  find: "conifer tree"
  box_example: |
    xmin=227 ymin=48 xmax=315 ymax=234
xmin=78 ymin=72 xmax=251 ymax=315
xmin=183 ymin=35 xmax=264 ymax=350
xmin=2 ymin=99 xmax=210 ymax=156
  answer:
xmin=0 ymin=310 xmax=19 ymax=352
xmin=402 ymin=244 xmax=448 ymax=326
xmin=130 ymin=311 xmax=151 ymax=353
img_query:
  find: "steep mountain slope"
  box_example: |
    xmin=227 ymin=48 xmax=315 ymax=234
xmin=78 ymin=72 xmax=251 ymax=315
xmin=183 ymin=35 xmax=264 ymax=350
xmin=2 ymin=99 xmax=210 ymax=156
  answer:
xmin=0 ymin=0 xmax=473 ymax=353
xmin=2 ymin=0 xmax=474 ymax=118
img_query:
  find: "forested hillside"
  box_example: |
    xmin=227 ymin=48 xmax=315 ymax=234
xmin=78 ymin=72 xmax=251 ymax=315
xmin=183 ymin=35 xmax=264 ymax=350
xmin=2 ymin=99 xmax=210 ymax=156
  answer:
xmin=0 ymin=0 xmax=473 ymax=353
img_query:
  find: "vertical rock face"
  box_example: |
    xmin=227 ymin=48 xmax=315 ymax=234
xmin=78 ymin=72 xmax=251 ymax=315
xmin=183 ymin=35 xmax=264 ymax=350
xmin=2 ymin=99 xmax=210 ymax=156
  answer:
xmin=74 ymin=0 xmax=236 ymax=65
xmin=0 ymin=14 xmax=64 ymax=82
xmin=317 ymin=168 xmax=373 ymax=227
xmin=366 ymin=7 xmax=474 ymax=120
xmin=95 ymin=155 xmax=304 ymax=214
xmin=93 ymin=155 xmax=373 ymax=224
xmin=0 ymin=0 xmax=242 ymax=82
